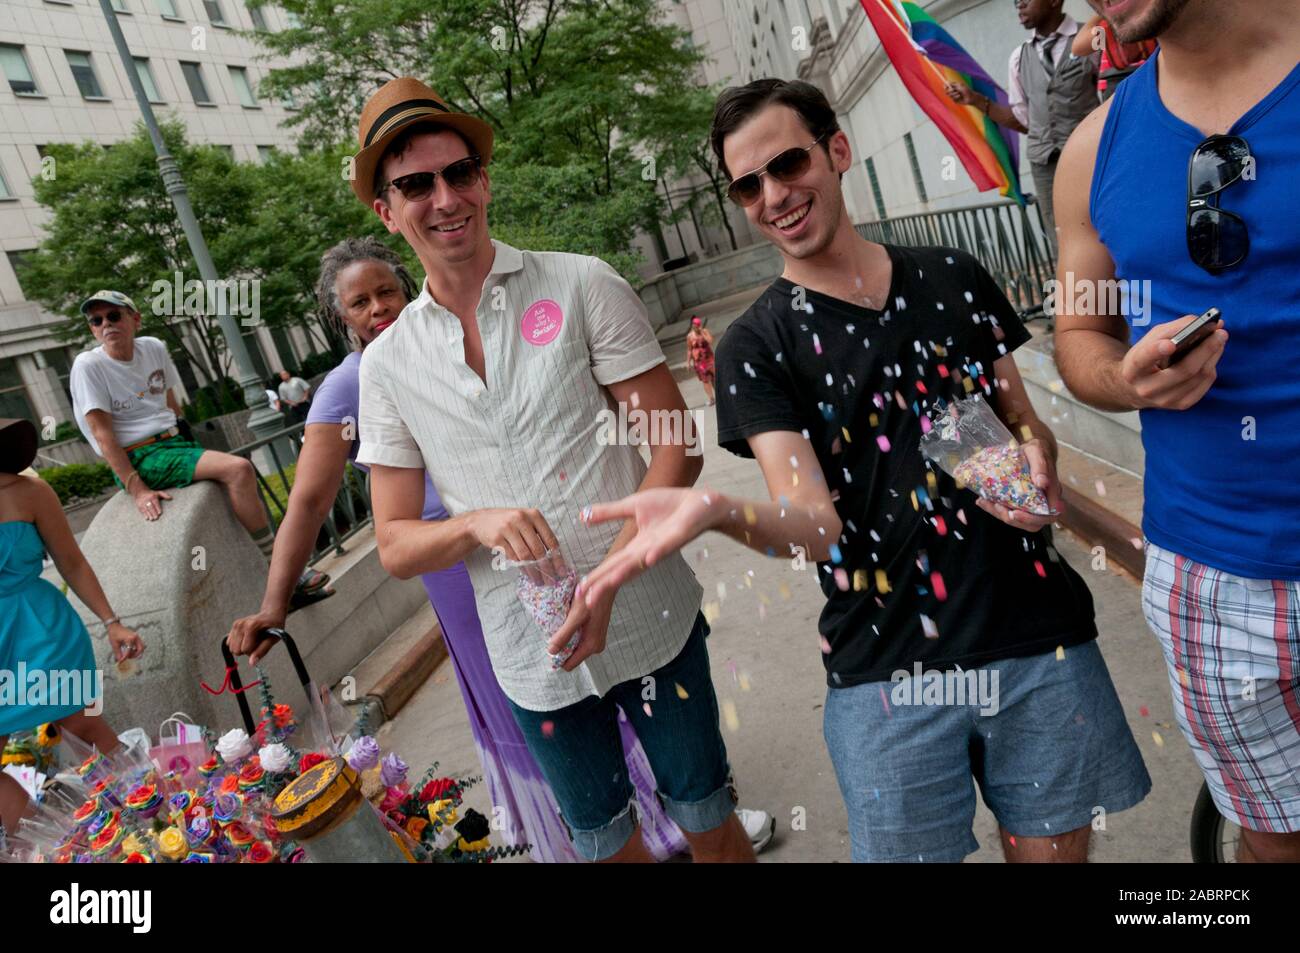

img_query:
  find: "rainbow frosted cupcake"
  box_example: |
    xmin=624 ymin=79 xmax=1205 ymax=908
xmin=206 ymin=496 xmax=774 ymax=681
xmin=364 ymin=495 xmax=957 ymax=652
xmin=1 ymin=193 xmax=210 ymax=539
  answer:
xmin=90 ymin=824 xmax=125 ymax=860
xmin=213 ymin=792 xmax=242 ymax=824
xmin=237 ymin=758 xmax=265 ymax=794
xmin=224 ymin=820 xmax=256 ymax=852
xmin=125 ymin=783 xmax=164 ymax=820
xmin=72 ymin=798 xmax=100 ymax=829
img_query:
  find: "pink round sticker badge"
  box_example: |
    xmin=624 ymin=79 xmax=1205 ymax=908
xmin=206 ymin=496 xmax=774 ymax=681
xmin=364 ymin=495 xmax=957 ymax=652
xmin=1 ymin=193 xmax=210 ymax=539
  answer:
xmin=521 ymin=299 xmax=563 ymax=346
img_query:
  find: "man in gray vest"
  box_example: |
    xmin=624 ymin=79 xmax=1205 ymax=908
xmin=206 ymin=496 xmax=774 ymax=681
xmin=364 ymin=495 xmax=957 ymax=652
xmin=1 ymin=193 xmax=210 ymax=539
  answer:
xmin=946 ymin=0 xmax=1098 ymax=255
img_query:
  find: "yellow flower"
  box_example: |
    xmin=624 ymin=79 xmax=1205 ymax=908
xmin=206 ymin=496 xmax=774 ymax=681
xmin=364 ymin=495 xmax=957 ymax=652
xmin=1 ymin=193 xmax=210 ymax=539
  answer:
xmin=121 ymin=833 xmax=149 ymax=856
xmin=427 ymin=799 xmax=458 ymax=825
xmin=457 ymin=836 xmax=491 ymax=853
xmin=157 ymin=827 xmax=189 ymax=860
xmin=37 ymin=724 xmax=61 ymax=747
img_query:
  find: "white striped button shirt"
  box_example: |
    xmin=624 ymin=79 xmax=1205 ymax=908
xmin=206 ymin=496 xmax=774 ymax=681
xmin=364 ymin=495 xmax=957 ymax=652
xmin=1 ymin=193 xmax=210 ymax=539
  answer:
xmin=357 ymin=240 xmax=703 ymax=711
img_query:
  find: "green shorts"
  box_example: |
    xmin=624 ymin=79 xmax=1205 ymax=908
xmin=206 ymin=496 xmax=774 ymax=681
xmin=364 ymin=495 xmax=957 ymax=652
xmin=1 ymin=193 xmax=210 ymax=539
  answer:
xmin=115 ymin=435 xmax=207 ymax=491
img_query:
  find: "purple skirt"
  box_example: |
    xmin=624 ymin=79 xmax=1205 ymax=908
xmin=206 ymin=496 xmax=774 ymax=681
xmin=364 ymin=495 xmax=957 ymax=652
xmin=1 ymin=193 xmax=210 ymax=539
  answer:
xmin=421 ymin=563 xmax=689 ymax=862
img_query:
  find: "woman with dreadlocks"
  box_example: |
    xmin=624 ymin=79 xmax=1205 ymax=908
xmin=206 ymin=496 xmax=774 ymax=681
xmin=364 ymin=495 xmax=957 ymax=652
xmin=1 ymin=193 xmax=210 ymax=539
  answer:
xmin=223 ymin=238 xmax=720 ymax=861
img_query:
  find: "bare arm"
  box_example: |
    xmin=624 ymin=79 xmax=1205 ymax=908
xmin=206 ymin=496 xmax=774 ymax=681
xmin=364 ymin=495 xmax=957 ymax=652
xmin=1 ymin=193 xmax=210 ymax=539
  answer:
xmin=714 ymin=430 xmax=842 ymax=561
xmin=601 ymin=362 xmax=704 ymax=556
xmin=944 ymin=82 xmax=1028 ymax=133
xmin=1073 ymin=16 xmax=1103 ymax=58
xmin=226 ymin=423 xmax=352 ymax=660
xmin=84 ymin=409 xmax=172 ymax=520
xmin=165 ymin=389 xmax=182 ymax=418
xmin=1052 ymin=104 xmax=1227 ymax=412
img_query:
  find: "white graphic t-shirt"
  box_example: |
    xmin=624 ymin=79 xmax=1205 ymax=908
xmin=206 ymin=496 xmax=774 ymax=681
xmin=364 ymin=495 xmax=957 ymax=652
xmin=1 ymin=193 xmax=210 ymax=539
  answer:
xmin=70 ymin=337 xmax=180 ymax=455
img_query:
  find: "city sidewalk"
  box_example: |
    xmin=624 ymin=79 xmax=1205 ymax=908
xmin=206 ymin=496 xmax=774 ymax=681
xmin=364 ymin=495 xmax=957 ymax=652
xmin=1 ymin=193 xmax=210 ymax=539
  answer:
xmin=380 ymin=375 xmax=1206 ymax=863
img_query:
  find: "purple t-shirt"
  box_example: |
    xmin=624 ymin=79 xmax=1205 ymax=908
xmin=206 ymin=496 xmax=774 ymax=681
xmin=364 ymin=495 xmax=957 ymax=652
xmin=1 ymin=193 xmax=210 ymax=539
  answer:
xmin=306 ymin=351 xmax=448 ymax=522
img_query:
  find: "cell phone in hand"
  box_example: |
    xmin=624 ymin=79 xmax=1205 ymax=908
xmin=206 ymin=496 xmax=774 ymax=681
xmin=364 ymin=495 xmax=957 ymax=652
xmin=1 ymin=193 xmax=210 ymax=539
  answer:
xmin=1161 ymin=308 xmax=1222 ymax=369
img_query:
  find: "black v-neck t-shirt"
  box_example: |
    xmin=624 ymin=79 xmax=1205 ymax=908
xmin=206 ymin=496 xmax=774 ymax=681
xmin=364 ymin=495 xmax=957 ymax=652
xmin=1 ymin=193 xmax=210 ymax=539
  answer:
xmin=714 ymin=244 xmax=1097 ymax=687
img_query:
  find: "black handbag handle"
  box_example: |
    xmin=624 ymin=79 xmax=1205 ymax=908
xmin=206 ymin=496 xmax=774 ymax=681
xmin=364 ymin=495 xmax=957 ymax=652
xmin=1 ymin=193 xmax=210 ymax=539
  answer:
xmin=219 ymin=628 xmax=311 ymax=735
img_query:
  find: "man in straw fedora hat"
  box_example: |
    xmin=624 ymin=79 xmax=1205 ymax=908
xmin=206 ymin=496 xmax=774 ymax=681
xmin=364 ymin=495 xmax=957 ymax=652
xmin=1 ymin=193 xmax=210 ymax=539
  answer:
xmin=351 ymin=77 xmax=760 ymax=862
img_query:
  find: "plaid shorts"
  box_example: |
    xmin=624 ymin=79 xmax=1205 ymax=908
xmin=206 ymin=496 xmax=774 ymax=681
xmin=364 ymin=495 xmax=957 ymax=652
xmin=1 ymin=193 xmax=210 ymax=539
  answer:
xmin=1141 ymin=541 xmax=1300 ymax=832
xmin=114 ymin=435 xmax=206 ymax=491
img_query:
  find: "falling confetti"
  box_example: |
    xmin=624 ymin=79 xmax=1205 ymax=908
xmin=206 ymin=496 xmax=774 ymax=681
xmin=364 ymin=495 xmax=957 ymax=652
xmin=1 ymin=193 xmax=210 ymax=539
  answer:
xmin=1095 ymin=479 xmax=1107 ymax=497
xmin=1035 ymin=561 xmax=1047 ymax=578
xmin=930 ymin=572 xmax=948 ymax=602
xmin=920 ymin=614 xmax=939 ymax=639
xmin=743 ymin=504 xmax=758 ymax=525
xmin=818 ymin=635 xmax=832 ymax=654
xmin=722 ymin=700 xmax=740 ymax=732
xmin=1055 ymin=645 xmax=1065 ymax=661
xmin=934 ymin=516 xmax=948 ymax=536
xmin=675 ymin=682 xmax=690 ymax=700
xmin=541 ymin=720 xmax=555 ymax=738
xmin=853 ymin=569 xmax=868 ymax=591
xmin=874 ymin=569 xmax=891 ymax=594
xmin=813 ymin=333 xmax=823 ymax=355
xmin=738 ymin=672 xmax=751 ymax=692
xmin=833 ymin=568 xmax=849 ymax=591
xmin=879 ymin=685 xmax=892 ymax=717
xmin=1152 ymin=731 xmax=1164 ymax=747
xmin=877 ymin=435 xmax=892 ymax=452
xmin=1139 ymin=705 xmax=1150 ymax=717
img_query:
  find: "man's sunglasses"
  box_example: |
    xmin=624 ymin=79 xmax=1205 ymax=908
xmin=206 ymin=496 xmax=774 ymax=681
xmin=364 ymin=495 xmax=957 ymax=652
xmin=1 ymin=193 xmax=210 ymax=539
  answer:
xmin=1187 ymin=134 xmax=1251 ymax=274
xmin=88 ymin=309 xmax=125 ymax=327
xmin=726 ymin=134 xmax=830 ymax=207
xmin=384 ymin=155 xmax=482 ymax=202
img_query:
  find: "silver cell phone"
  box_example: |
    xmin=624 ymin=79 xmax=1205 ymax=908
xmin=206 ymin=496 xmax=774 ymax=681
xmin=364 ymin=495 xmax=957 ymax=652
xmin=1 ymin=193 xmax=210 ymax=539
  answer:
xmin=1163 ymin=307 xmax=1222 ymax=368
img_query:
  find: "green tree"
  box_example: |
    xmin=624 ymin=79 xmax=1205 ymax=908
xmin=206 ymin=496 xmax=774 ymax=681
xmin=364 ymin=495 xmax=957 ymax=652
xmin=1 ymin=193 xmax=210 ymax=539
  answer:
xmin=247 ymin=0 xmax=719 ymax=280
xmin=19 ymin=123 xmax=257 ymax=385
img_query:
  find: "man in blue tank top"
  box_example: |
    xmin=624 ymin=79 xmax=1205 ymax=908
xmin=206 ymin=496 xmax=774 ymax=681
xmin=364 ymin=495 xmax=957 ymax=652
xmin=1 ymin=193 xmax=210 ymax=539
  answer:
xmin=1053 ymin=0 xmax=1300 ymax=862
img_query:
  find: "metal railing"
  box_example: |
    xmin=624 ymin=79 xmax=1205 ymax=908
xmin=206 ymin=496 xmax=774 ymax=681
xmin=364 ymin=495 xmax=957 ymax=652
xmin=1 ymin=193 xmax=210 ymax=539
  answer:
xmin=856 ymin=196 xmax=1056 ymax=313
xmin=229 ymin=423 xmax=373 ymax=562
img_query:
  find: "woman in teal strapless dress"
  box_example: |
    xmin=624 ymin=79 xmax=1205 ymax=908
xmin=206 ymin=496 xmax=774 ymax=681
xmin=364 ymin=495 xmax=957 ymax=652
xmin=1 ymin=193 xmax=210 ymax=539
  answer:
xmin=0 ymin=418 xmax=144 ymax=837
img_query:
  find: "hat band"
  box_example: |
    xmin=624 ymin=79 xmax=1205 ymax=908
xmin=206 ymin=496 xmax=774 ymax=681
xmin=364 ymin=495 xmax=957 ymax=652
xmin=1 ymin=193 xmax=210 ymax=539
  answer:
xmin=364 ymin=99 xmax=452 ymax=148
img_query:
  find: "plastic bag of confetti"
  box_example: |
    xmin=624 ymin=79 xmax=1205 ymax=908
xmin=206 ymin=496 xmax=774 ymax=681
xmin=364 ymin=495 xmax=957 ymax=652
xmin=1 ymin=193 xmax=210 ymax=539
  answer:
xmin=507 ymin=547 xmax=581 ymax=670
xmin=918 ymin=397 xmax=1052 ymax=516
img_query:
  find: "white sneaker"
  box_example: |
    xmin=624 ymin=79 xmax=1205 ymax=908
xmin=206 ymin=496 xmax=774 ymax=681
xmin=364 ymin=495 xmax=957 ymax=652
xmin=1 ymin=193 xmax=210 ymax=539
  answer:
xmin=736 ymin=807 xmax=776 ymax=853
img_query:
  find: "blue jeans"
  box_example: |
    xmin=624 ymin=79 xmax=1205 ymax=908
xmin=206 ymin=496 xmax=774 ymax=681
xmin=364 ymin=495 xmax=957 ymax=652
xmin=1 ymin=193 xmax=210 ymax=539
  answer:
xmin=507 ymin=611 xmax=736 ymax=860
xmin=824 ymin=640 xmax=1151 ymax=862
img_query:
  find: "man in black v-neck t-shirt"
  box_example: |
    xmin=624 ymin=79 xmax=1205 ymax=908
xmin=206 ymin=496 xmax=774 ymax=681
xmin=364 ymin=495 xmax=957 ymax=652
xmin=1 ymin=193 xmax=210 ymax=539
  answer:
xmin=575 ymin=79 xmax=1149 ymax=863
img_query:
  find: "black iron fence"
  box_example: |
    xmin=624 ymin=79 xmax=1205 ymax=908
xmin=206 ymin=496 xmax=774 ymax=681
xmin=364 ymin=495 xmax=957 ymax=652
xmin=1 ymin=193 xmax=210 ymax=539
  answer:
xmin=229 ymin=423 xmax=373 ymax=562
xmin=856 ymin=196 xmax=1056 ymax=313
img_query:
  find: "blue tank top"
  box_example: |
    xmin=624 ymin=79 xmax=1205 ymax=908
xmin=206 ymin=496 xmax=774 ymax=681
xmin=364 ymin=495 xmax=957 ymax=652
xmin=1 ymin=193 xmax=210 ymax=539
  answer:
xmin=1090 ymin=51 xmax=1300 ymax=580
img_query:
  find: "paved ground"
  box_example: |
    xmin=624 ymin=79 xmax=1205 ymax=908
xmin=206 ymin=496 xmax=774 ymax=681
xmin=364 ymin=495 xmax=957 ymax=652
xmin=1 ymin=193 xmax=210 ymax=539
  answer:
xmin=381 ymin=368 xmax=1208 ymax=863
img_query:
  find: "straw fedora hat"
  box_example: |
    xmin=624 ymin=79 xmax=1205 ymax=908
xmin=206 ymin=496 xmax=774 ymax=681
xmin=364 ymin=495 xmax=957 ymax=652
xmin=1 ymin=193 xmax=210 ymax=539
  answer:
xmin=351 ymin=77 xmax=494 ymax=206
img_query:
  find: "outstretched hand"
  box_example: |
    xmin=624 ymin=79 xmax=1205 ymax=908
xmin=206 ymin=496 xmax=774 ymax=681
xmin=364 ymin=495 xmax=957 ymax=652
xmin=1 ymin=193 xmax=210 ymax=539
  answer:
xmin=575 ymin=486 xmax=722 ymax=609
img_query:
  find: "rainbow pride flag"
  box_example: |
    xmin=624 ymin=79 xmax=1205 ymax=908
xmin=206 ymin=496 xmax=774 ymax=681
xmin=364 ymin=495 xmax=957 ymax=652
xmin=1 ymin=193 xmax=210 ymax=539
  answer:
xmin=861 ymin=0 xmax=1024 ymax=204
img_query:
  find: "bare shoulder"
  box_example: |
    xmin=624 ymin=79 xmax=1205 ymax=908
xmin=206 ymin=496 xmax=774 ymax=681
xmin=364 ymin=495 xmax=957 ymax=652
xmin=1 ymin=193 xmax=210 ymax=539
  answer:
xmin=0 ymin=473 xmax=56 ymax=521
xmin=1058 ymin=97 xmax=1114 ymax=193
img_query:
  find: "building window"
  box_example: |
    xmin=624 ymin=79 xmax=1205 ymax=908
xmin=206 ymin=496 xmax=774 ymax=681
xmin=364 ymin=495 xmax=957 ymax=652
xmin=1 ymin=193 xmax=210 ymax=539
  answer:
xmin=133 ymin=57 xmax=163 ymax=102
xmin=6 ymin=249 xmax=35 ymax=298
xmin=284 ymin=11 xmax=302 ymax=28
xmin=864 ymin=156 xmax=887 ymax=220
xmin=179 ymin=61 xmax=213 ymax=104
xmin=218 ymin=145 xmax=235 ymax=160
xmin=0 ymin=358 xmax=36 ymax=424
xmin=903 ymin=132 xmax=928 ymax=204
xmin=0 ymin=164 xmax=13 ymax=200
xmin=280 ymin=89 xmax=297 ymax=110
xmin=157 ymin=0 xmax=180 ymax=17
xmin=203 ymin=0 xmax=227 ymax=25
xmin=249 ymin=5 xmax=268 ymax=30
xmin=65 ymin=51 xmax=107 ymax=99
xmin=257 ymin=145 xmax=274 ymax=163
xmin=110 ymin=0 xmax=131 ymax=12
xmin=0 ymin=45 xmax=40 ymax=96
xmin=229 ymin=66 xmax=258 ymax=107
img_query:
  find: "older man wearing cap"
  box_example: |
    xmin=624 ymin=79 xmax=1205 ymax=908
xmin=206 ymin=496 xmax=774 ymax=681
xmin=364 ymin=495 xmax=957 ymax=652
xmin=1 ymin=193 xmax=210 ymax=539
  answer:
xmin=351 ymin=78 xmax=756 ymax=863
xmin=68 ymin=293 xmax=327 ymax=594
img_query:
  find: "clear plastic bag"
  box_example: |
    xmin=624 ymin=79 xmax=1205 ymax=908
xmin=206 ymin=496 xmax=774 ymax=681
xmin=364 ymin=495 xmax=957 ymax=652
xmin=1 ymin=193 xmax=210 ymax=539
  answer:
xmin=508 ymin=547 xmax=580 ymax=670
xmin=919 ymin=397 xmax=1052 ymax=516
